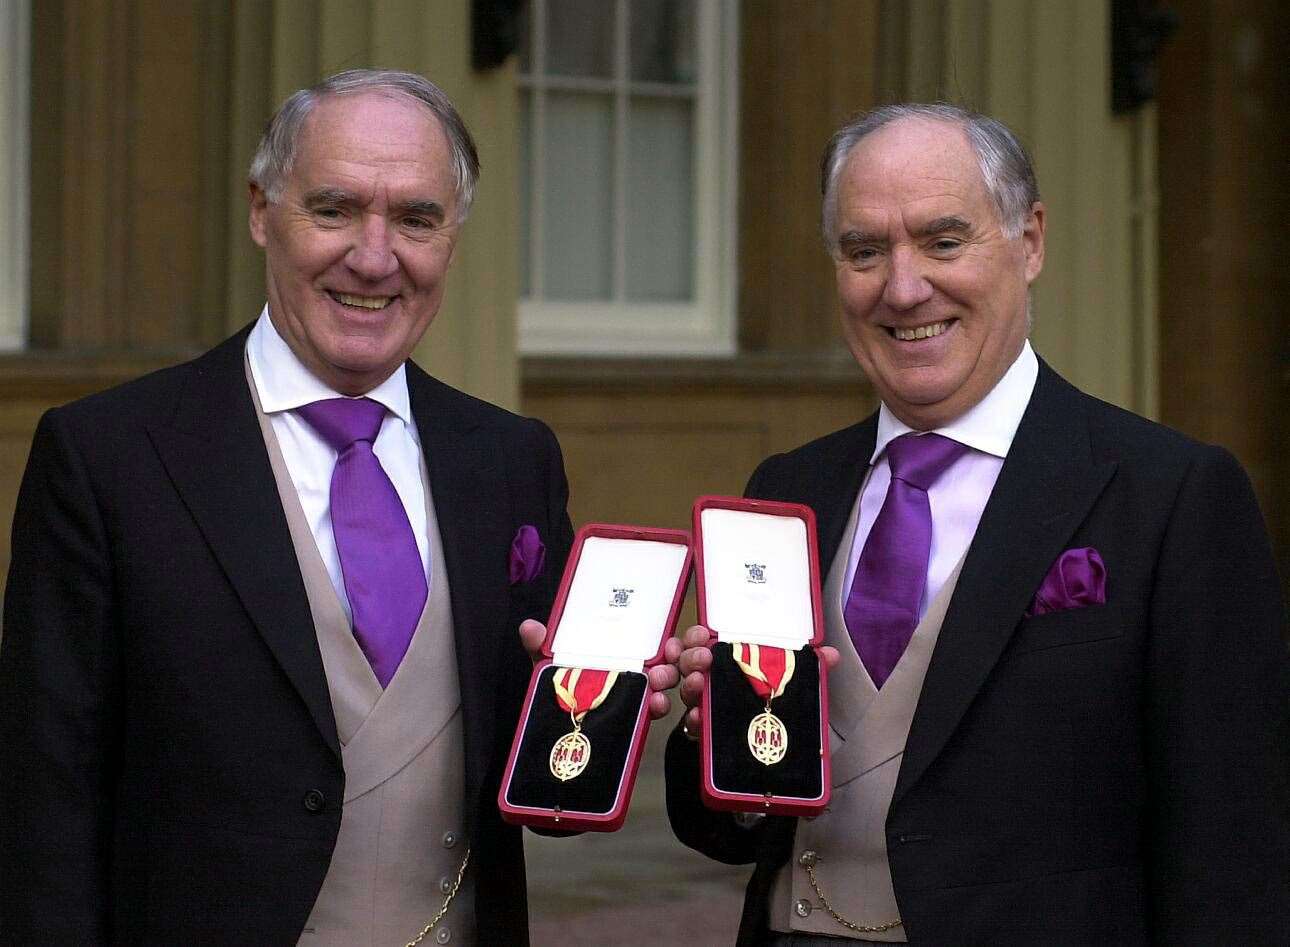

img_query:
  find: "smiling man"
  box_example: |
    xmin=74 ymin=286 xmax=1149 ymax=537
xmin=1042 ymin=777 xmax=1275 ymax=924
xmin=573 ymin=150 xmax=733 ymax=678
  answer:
xmin=666 ymin=104 xmax=1289 ymax=945
xmin=0 ymin=71 xmax=577 ymax=945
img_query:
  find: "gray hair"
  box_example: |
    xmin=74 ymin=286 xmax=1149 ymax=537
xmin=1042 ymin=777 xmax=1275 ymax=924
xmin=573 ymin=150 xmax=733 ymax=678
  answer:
xmin=820 ymin=103 xmax=1039 ymax=252
xmin=249 ymin=69 xmax=480 ymax=222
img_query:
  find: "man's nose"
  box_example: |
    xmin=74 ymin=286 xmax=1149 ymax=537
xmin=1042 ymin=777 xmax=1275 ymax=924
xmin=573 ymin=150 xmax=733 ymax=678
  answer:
xmin=882 ymin=247 xmax=934 ymax=310
xmin=346 ymin=216 xmax=399 ymax=281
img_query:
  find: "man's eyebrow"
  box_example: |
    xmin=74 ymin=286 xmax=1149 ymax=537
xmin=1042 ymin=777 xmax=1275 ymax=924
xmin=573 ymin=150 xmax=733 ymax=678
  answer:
xmin=396 ymin=199 xmax=447 ymax=220
xmin=301 ymin=186 xmax=356 ymax=206
xmin=914 ymin=215 xmax=974 ymax=238
xmin=837 ymin=228 xmax=884 ymax=247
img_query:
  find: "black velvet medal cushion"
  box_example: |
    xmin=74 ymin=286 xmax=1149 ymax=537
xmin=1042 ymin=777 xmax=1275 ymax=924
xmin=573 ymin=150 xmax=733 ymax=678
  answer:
xmin=507 ymin=666 xmax=648 ymax=815
xmin=709 ymin=641 xmax=823 ymax=799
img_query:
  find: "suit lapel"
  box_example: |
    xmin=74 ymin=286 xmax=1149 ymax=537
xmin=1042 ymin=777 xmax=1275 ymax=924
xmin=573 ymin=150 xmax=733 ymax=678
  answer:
xmin=407 ymin=365 xmax=510 ymax=826
xmin=147 ymin=328 xmax=340 ymax=757
xmin=798 ymin=415 xmax=878 ymax=578
xmin=893 ymin=362 xmax=1117 ymax=805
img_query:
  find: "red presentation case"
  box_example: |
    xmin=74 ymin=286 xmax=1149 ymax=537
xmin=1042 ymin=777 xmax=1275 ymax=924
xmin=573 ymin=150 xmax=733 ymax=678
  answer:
xmin=498 ymin=524 xmax=693 ymax=832
xmin=693 ymin=496 xmax=831 ymax=817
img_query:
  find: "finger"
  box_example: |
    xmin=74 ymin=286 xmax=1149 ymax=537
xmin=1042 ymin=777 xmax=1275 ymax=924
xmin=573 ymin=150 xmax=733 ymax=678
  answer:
xmin=677 ymin=645 xmax=713 ymax=678
xmin=819 ymin=645 xmax=841 ymax=669
xmin=647 ymin=691 xmax=672 ymax=720
xmin=647 ymin=662 xmax=679 ymax=693
xmin=681 ymin=624 xmax=712 ymax=649
xmin=662 ymin=635 xmax=683 ymax=665
xmin=518 ymin=619 xmax=547 ymax=665
xmin=679 ymin=669 xmax=707 ymax=709
xmin=682 ymin=706 xmax=703 ymax=740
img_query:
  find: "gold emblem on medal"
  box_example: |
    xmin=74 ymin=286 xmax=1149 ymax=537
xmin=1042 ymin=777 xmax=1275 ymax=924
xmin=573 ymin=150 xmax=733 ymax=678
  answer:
xmin=747 ymin=710 xmax=788 ymax=766
xmin=549 ymin=729 xmax=592 ymax=781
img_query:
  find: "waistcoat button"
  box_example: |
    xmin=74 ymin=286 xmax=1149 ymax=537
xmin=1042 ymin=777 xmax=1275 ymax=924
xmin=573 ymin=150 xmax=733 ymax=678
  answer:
xmin=795 ymin=899 xmax=812 ymax=918
xmin=435 ymin=926 xmax=451 ymax=943
xmin=442 ymin=831 xmax=457 ymax=849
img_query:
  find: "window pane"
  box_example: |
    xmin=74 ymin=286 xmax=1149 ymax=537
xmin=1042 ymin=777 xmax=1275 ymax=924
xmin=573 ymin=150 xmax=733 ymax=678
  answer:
xmin=547 ymin=0 xmax=615 ymax=79
xmin=629 ymin=0 xmax=696 ymax=83
xmin=625 ymin=98 xmax=692 ymax=301
xmin=518 ymin=90 xmax=532 ymax=297
xmin=543 ymin=92 xmax=614 ymax=300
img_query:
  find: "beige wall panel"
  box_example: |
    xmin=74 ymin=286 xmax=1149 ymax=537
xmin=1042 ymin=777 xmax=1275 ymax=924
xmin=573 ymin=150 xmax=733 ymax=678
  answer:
xmin=525 ymin=377 xmax=876 ymax=534
xmin=271 ymin=0 xmax=320 ymax=101
xmin=555 ymin=425 xmax=766 ymax=531
xmin=225 ymin=2 xmax=273 ymax=332
xmin=319 ymin=0 xmax=372 ymax=73
xmin=738 ymin=0 xmax=880 ymax=355
xmin=448 ymin=61 xmax=521 ymax=410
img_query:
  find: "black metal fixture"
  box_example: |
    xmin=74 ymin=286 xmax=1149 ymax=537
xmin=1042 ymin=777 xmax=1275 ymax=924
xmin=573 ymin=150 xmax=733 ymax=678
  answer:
xmin=473 ymin=0 xmax=527 ymax=71
xmin=1111 ymin=0 xmax=1179 ymax=114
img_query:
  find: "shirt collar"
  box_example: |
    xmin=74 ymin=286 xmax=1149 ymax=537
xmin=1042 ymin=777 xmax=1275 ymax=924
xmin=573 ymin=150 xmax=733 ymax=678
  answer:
xmin=872 ymin=340 xmax=1039 ymax=463
xmin=246 ymin=305 xmax=413 ymax=424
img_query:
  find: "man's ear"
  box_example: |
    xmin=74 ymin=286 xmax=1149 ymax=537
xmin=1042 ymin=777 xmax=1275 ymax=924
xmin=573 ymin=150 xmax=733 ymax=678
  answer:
xmin=248 ymin=182 xmax=270 ymax=249
xmin=1022 ymin=201 xmax=1046 ymax=284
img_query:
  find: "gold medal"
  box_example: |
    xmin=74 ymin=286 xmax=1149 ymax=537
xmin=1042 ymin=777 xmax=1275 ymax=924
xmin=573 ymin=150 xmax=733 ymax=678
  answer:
xmin=548 ymin=666 xmax=619 ymax=781
xmin=747 ymin=709 xmax=788 ymax=765
xmin=731 ymin=643 xmax=796 ymax=767
xmin=549 ymin=729 xmax=592 ymax=781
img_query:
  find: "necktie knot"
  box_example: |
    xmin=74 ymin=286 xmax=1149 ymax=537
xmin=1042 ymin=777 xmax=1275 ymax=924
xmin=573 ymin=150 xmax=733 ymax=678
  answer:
xmin=296 ymin=397 xmax=387 ymax=452
xmin=884 ymin=432 xmax=968 ymax=491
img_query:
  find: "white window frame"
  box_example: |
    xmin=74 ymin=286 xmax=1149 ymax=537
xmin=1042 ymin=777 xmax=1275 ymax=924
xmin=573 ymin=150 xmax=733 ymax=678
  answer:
xmin=518 ymin=0 xmax=739 ymax=357
xmin=0 ymin=0 xmax=29 ymax=350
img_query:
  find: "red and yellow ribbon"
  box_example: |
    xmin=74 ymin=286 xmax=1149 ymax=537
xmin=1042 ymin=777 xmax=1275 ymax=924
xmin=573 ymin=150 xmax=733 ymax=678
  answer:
xmin=552 ymin=667 xmax=620 ymax=724
xmin=731 ymin=643 xmax=795 ymax=703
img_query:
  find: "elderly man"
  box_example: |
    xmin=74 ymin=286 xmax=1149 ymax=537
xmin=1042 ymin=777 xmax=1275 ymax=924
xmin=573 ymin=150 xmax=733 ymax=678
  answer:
xmin=1 ymin=69 xmax=591 ymax=945
xmin=667 ymin=104 xmax=1290 ymax=945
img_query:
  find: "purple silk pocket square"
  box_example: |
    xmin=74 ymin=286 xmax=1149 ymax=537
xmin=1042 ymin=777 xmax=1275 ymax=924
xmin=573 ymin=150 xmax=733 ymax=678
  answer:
xmin=1026 ymin=547 xmax=1106 ymax=617
xmin=508 ymin=525 xmax=546 ymax=585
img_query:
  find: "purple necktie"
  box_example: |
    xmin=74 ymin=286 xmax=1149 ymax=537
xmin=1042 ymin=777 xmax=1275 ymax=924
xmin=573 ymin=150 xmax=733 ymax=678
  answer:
xmin=296 ymin=398 xmax=427 ymax=688
xmin=844 ymin=432 xmax=968 ymax=688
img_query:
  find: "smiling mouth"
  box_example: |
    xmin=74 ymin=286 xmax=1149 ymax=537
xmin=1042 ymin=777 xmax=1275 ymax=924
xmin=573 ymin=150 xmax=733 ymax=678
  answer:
xmin=889 ymin=319 xmax=954 ymax=341
xmin=329 ymin=291 xmax=394 ymax=311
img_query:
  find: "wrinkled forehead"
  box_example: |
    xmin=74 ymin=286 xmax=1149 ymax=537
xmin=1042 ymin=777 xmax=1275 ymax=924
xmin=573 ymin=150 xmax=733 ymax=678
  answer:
xmin=838 ymin=117 xmax=991 ymax=217
xmin=299 ymin=90 xmax=445 ymax=150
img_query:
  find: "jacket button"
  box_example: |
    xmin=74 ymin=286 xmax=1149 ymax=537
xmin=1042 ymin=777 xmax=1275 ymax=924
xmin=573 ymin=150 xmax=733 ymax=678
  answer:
xmin=794 ymin=899 xmax=812 ymax=918
xmin=302 ymin=789 xmax=326 ymax=812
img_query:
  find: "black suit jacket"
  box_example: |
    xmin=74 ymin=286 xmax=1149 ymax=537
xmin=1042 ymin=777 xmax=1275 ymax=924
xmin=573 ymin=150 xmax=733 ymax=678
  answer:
xmin=667 ymin=361 xmax=1290 ymax=945
xmin=0 ymin=326 xmax=574 ymax=945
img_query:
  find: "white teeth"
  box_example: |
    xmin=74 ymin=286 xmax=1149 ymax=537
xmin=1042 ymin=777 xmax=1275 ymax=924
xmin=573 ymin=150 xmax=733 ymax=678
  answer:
xmin=333 ymin=292 xmax=393 ymax=310
xmin=893 ymin=320 xmax=950 ymax=341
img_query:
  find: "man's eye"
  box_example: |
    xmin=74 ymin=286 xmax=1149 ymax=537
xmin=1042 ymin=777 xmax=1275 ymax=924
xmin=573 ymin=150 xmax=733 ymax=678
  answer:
xmin=849 ymin=246 xmax=879 ymax=264
xmin=403 ymin=216 xmax=433 ymax=230
xmin=931 ymin=239 xmax=962 ymax=252
xmin=314 ymin=207 xmax=345 ymax=221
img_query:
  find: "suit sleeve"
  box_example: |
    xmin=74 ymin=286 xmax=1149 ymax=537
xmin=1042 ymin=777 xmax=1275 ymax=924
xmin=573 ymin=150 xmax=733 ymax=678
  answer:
xmin=1145 ymin=445 xmax=1290 ymax=941
xmin=535 ymin=418 xmax=574 ymax=617
xmin=664 ymin=454 xmax=787 ymax=864
xmin=0 ymin=409 xmax=118 ymax=943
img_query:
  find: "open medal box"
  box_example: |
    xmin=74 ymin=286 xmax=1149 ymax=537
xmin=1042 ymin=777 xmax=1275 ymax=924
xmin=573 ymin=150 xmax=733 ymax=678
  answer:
xmin=693 ymin=496 xmax=831 ymax=817
xmin=499 ymin=524 xmax=693 ymax=831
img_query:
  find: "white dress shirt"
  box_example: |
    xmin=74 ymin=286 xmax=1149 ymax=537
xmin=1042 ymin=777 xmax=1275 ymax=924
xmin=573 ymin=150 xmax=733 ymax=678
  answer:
xmin=841 ymin=341 xmax=1039 ymax=622
xmin=246 ymin=307 xmax=431 ymax=624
